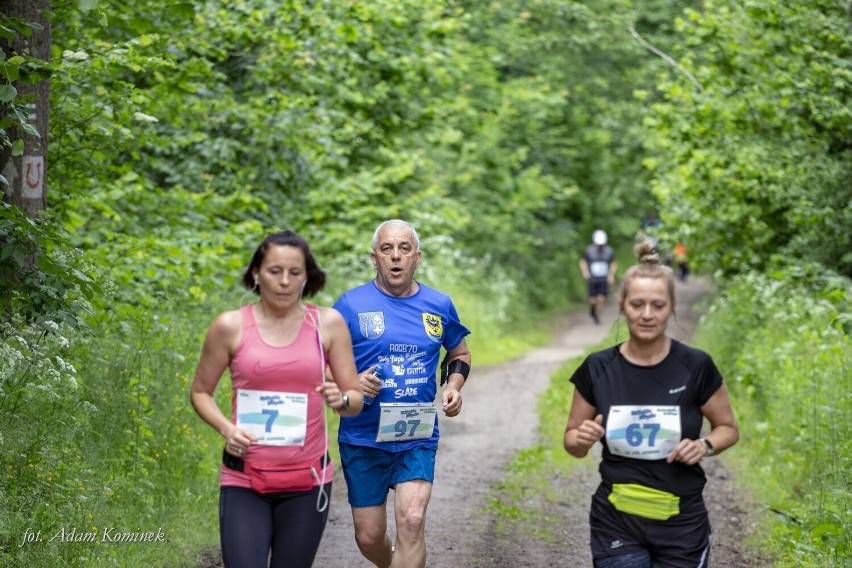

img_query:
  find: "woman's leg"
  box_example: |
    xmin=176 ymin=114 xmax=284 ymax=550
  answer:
xmin=220 ymin=486 xmax=273 ymax=568
xmin=269 ymin=483 xmax=332 ymax=568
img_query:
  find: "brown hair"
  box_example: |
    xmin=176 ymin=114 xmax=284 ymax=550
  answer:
xmin=617 ymin=240 xmax=676 ymax=310
xmin=241 ymin=230 xmax=326 ymax=297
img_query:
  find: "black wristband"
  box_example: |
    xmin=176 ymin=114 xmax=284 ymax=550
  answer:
xmin=442 ymin=359 xmax=470 ymax=386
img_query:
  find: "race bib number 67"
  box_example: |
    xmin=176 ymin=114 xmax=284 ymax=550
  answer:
xmin=606 ymin=405 xmax=681 ymax=460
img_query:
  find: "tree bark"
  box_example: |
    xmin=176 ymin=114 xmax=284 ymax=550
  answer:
xmin=0 ymin=0 xmax=51 ymax=216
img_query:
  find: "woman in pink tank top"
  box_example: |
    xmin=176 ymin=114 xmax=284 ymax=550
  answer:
xmin=191 ymin=230 xmax=363 ymax=568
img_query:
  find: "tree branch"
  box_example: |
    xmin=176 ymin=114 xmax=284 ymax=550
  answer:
xmin=628 ymin=23 xmax=703 ymax=92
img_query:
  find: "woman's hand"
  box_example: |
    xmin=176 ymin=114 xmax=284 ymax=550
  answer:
xmin=666 ymin=438 xmax=707 ymax=465
xmin=317 ymin=378 xmax=347 ymax=411
xmin=576 ymin=414 xmax=605 ymax=451
xmin=223 ymin=423 xmax=256 ymax=457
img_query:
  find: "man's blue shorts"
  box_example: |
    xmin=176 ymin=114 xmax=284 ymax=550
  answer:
xmin=339 ymin=443 xmax=436 ymax=508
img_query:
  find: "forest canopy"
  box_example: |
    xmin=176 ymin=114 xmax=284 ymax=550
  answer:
xmin=1 ymin=0 xmax=849 ymax=327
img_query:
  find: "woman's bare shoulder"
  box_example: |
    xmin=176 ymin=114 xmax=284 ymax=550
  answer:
xmin=208 ymin=307 xmax=244 ymax=340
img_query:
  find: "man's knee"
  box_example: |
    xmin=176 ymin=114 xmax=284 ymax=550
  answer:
xmin=353 ymin=510 xmax=388 ymax=548
xmin=396 ymin=505 xmax=427 ymax=536
xmin=354 ymin=523 xmax=386 ymax=548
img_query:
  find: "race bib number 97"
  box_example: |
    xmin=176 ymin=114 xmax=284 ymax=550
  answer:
xmin=606 ymin=405 xmax=681 ymax=460
xmin=375 ymin=403 xmax=437 ymax=442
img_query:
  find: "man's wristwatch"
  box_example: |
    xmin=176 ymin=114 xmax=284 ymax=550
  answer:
xmin=340 ymin=393 xmax=349 ymax=412
xmin=700 ymin=437 xmax=715 ymax=457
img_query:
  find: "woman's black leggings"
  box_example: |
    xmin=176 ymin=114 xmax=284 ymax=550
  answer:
xmin=219 ymin=483 xmax=331 ymax=568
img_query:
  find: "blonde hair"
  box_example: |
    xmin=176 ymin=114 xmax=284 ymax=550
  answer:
xmin=618 ymin=240 xmax=676 ymax=309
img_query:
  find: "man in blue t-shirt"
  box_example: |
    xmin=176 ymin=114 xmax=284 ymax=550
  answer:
xmin=333 ymin=219 xmax=472 ymax=568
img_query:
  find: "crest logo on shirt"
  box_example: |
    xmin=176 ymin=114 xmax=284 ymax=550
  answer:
xmin=358 ymin=311 xmax=385 ymax=339
xmin=422 ymin=312 xmax=443 ymax=343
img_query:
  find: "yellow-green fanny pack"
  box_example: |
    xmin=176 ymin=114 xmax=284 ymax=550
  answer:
xmin=608 ymin=483 xmax=680 ymax=521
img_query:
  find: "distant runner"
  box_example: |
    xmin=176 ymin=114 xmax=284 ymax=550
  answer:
xmin=579 ymin=229 xmax=617 ymax=324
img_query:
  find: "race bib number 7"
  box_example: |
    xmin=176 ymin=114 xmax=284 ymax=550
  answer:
xmin=237 ymin=389 xmax=308 ymax=446
xmin=606 ymin=405 xmax=681 ymax=460
xmin=376 ymin=403 xmax=437 ymax=442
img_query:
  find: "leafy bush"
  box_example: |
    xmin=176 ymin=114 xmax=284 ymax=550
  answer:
xmin=0 ymin=203 xmax=100 ymax=330
xmin=0 ymin=303 xmax=224 ymax=567
xmin=696 ymin=269 xmax=851 ymax=566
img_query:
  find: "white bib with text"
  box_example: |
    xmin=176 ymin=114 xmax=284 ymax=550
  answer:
xmin=375 ymin=403 xmax=437 ymax=442
xmin=606 ymin=405 xmax=681 ymax=460
xmin=236 ymin=389 xmax=308 ymax=446
xmin=590 ymin=261 xmax=609 ymax=278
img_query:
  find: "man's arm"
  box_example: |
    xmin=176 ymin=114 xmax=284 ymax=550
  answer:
xmin=441 ymin=339 xmax=471 ymax=416
xmin=579 ymin=258 xmax=590 ymax=280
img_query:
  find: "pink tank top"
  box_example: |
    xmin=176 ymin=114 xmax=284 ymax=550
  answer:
xmin=220 ymin=303 xmax=333 ymax=488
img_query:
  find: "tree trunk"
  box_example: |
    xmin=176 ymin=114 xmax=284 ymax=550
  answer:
xmin=0 ymin=0 xmax=51 ymax=217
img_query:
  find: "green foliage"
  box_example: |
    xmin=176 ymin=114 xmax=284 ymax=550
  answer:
xmin=39 ymin=0 xmax=678 ymax=320
xmin=433 ymin=257 xmax=553 ymax=365
xmin=0 ymin=307 xmax=222 ymax=567
xmin=645 ymin=0 xmax=852 ymax=277
xmin=0 ymin=203 xmax=100 ymax=330
xmin=696 ymin=270 xmax=851 ymax=566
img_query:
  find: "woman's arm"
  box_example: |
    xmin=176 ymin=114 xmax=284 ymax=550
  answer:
xmin=564 ymin=390 xmax=605 ymax=458
xmin=667 ymin=384 xmax=739 ymax=465
xmin=190 ymin=311 xmax=256 ymax=455
xmin=697 ymin=384 xmax=739 ymax=456
xmin=318 ymin=307 xmax=363 ymax=416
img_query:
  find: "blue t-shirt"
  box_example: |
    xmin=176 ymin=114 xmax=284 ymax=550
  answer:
xmin=333 ymin=280 xmax=471 ymax=451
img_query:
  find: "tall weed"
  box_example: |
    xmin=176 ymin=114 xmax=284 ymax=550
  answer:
xmin=0 ymin=304 xmax=224 ymax=567
xmin=696 ymin=270 xmax=851 ymax=566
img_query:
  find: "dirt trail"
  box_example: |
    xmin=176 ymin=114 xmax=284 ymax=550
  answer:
xmin=198 ymin=276 xmax=769 ymax=567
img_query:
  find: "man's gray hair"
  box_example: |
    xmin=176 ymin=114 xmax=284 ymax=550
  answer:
xmin=371 ymin=219 xmax=421 ymax=252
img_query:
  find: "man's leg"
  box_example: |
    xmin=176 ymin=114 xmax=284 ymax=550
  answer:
xmin=340 ymin=443 xmax=395 ymax=567
xmin=352 ymin=504 xmax=393 ymax=568
xmin=588 ymin=295 xmax=599 ymax=323
xmin=595 ymin=293 xmax=606 ymax=318
xmin=587 ymin=280 xmax=598 ymax=322
xmin=392 ymin=479 xmax=433 ymax=568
